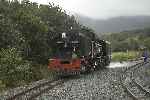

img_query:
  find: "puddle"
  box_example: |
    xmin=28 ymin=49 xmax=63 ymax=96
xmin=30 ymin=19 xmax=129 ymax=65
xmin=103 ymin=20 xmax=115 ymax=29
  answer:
xmin=108 ymin=61 xmax=136 ymax=68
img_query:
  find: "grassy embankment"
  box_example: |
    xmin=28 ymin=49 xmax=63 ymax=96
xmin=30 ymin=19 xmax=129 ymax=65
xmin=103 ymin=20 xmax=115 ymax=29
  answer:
xmin=0 ymin=64 xmax=56 ymax=93
xmin=112 ymin=51 xmax=140 ymax=61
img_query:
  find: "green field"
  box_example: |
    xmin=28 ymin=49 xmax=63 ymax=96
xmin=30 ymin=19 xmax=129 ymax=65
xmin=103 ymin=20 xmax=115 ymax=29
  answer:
xmin=112 ymin=51 xmax=140 ymax=61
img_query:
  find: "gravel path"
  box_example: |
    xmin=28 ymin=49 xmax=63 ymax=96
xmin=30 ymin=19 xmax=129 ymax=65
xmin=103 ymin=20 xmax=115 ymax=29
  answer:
xmin=36 ymin=67 xmax=133 ymax=100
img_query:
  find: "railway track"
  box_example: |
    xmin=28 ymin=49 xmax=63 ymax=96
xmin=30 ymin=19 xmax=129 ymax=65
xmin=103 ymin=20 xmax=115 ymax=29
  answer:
xmin=5 ymin=78 xmax=66 ymax=100
xmin=123 ymin=79 xmax=150 ymax=100
xmin=121 ymin=60 xmax=150 ymax=100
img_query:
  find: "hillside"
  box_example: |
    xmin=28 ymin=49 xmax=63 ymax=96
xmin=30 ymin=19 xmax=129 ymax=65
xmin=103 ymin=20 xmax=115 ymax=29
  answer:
xmin=0 ymin=0 xmax=94 ymax=90
xmin=101 ymin=28 xmax=150 ymax=51
xmin=75 ymin=15 xmax=150 ymax=33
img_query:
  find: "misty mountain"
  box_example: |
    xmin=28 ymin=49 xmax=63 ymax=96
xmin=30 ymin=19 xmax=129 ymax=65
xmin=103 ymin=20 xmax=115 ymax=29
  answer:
xmin=75 ymin=15 xmax=150 ymax=34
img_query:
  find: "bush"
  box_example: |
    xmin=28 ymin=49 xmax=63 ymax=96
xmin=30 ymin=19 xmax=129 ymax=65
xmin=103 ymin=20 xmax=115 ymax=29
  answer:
xmin=0 ymin=48 xmax=32 ymax=88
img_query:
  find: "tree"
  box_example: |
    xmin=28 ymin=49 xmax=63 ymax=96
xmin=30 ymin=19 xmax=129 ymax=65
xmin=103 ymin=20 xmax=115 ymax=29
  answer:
xmin=0 ymin=48 xmax=32 ymax=87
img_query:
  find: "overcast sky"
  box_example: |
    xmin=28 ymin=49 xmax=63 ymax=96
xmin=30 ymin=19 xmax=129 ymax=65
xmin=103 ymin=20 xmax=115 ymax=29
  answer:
xmin=30 ymin=0 xmax=150 ymax=19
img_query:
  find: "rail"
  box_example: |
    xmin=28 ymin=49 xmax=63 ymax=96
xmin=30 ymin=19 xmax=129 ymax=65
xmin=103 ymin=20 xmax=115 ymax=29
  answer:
xmin=120 ymin=59 xmax=150 ymax=100
xmin=6 ymin=78 xmax=66 ymax=100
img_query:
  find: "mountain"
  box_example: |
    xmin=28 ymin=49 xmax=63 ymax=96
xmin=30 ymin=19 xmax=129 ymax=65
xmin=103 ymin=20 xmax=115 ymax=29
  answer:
xmin=75 ymin=15 xmax=150 ymax=34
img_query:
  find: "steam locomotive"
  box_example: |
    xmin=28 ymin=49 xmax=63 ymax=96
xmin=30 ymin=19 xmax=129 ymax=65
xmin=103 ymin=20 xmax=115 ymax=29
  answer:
xmin=48 ymin=32 xmax=111 ymax=75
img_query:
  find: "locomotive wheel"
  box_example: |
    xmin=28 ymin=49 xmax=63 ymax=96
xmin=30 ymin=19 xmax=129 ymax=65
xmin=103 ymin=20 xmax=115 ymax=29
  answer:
xmin=94 ymin=61 xmax=98 ymax=70
xmin=80 ymin=64 xmax=87 ymax=73
xmin=90 ymin=66 xmax=95 ymax=71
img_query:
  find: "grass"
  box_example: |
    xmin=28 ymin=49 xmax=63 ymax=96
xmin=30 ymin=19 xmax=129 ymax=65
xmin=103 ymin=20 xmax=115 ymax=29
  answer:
xmin=38 ymin=64 xmax=57 ymax=80
xmin=0 ymin=64 xmax=56 ymax=93
xmin=112 ymin=51 xmax=140 ymax=61
xmin=0 ymin=80 xmax=6 ymax=92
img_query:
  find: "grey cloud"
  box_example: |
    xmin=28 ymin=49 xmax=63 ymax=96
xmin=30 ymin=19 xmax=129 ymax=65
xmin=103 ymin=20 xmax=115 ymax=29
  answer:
xmin=30 ymin=0 xmax=150 ymax=19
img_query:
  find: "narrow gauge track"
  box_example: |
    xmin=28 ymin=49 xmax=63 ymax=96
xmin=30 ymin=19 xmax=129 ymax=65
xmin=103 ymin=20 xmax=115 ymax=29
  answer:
xmin=120 ymin=60 xmax=150 ymax=100
xmin=6 ymin=78 xmax=66 ymax=100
